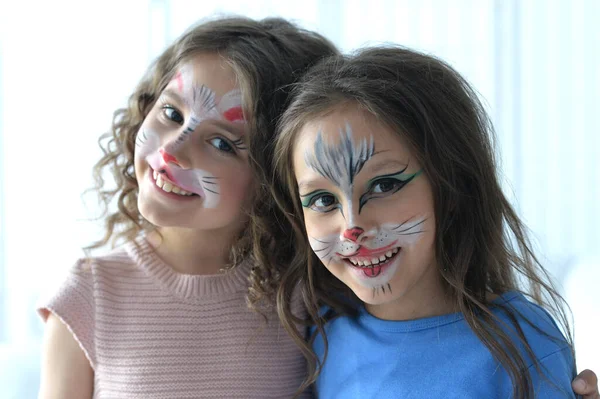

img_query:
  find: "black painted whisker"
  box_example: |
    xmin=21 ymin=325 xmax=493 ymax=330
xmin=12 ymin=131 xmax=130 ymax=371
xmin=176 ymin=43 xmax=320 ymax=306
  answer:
xmin=311 ymin=237 xmax=333 ymax=245
xmin=203 ymin=187 xmax=219 ymax=195
xmin=394 ymin=230 xmax=426 ymax=236
xmin=393 ymin=218 xmax=426 ymax=232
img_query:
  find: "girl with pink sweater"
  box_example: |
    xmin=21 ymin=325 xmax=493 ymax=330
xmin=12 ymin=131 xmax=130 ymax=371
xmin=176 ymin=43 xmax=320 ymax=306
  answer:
xmin=37 ymin=16 xmax=337 ymax=398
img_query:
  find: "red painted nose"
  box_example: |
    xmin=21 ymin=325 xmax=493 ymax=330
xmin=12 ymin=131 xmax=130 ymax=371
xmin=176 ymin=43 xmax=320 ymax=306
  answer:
xmin=343 ymin=227 xmax=364 ymax=242
xmin=159 ymin=148 xmax=179 ymax=165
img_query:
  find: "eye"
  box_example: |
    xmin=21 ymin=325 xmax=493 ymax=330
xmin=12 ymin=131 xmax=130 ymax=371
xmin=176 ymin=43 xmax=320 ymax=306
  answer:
xmin=301 ymin=191 xmax=339 ymax=213
xmin=358 ymin=169 xmax=423 ymax=210
xmin=209 ymin=137 xmax=235 ymax=154
xmin=314 ymin=194 xmax=336 ymax=208
xmin=372 ymin=178 xmax=402 ymax=194
xmin=162 ymin=105 xmax=184 ymax=125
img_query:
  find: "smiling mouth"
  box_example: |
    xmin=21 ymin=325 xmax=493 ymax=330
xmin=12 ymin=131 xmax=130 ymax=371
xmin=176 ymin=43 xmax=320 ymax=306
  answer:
xmin=343 ymin=247 xmax=401 ymax=277
xmin=151 ymin=169 xmax=197 ymax=196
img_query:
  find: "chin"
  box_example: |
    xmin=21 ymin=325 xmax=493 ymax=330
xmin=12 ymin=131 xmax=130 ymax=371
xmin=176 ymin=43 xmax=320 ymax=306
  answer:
xmin=347 ymin=279 xmax=402 ymax=307
xmin=140 ymin=212 xmax=187 ymax=229
xmin=138 ymin=203 xmax=187 ymax=228
xmin=355 ymin=290 xmax=391 ymax=306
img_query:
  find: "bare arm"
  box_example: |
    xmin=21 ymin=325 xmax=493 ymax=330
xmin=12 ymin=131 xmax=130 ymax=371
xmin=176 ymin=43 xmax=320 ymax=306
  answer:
xmin=38 ymin=313 xmax=94 ymax=399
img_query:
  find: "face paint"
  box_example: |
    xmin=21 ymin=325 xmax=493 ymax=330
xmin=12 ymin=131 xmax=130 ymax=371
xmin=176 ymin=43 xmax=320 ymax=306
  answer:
xmin=217 ymin=89 xmax=245 ymax=123
xmin=174 ymin=71 xmax=184 ymax=92
xmin=299 ymin=118 xmax=427 ymax=295
xmin=137 ymin=128 xmax=221 ymax=207
xmin=134 ymin=53 xmax=254 ymax=234
xmin=295 ymin=108 xmax=440 ymax=313
xmin=166 ymin=65 xmax=246 ymax=153
xmin=134 ymin=65 xmax=249 ymax=209
xmin=308 ymin=217 xmax=426 ymax=289
xmin=304 ymin=124 xmax=374 ymax=224
xmin=168 ymin=83 xmax=217 ymax=151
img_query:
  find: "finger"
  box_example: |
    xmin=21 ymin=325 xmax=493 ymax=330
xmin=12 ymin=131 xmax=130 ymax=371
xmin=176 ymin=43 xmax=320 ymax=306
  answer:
xmin=572 ymin=369 xmax=599 ymax=397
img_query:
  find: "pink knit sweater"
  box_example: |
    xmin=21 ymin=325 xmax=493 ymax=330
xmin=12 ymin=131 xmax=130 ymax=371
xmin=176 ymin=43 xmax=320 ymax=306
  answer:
xmin=38 ymin=237 xmax=309 ymax=398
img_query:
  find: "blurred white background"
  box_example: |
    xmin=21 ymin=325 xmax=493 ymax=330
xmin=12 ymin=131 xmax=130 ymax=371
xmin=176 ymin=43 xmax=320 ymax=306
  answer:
xmin=0 ymin=0 xmax=598 ymax=397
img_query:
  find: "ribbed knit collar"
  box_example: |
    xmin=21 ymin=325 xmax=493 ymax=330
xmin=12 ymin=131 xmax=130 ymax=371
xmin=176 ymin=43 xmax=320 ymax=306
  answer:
xmin=125 ymin=236 xmax=251 ymax=300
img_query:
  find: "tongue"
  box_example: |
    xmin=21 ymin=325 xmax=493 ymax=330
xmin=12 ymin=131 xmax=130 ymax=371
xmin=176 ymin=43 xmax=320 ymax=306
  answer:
xmin=363 ymin=265 xmax=382 ymax=277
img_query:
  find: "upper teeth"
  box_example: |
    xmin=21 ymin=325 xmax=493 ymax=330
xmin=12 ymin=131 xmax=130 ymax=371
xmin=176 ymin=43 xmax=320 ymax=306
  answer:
xmin=153 ymin=170 xmax=194 ymax=196
xmin=348 ymin=247 xmax=399 ymax=266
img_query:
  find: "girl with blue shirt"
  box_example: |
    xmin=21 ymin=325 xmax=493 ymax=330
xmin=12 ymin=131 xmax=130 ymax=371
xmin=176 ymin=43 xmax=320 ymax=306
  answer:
xmin=271 ymin=46 xmax=581 ymax=398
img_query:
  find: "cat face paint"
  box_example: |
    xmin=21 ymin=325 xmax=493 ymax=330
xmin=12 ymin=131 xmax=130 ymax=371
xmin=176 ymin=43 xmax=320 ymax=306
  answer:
xmin=293 ymin=106 xmax=440 ymax=312
xmin=164 ymin=64 xmax=246 ymax=154
xmin=304 ymin=124 xmax=374 ymax=225
xmin=133 ymin=53 xmax=252 ymax=231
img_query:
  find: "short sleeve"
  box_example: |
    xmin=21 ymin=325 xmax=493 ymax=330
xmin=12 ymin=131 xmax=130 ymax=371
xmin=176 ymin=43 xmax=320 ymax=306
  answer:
xmin=37 ymin=258 xmax=96 ymax=369
xmin=529 ymin=346 xmax=577 ymax=398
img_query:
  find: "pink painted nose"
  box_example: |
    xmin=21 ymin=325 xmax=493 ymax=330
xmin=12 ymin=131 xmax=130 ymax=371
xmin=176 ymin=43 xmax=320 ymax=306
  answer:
xmin=343 ymin=227 xmax=364 ymax=242
xmin=160 ymin=148 xmax=179 ymax=166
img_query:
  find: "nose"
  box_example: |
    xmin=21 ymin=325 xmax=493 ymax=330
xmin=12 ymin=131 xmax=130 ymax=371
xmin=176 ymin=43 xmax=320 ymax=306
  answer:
xmin=161 ymin=130 xmax=194 ymax=169
xmin=159 ymin=148 xmax=180 ymax=166
xmin=342 ymin=227 xmax=365 ymax=243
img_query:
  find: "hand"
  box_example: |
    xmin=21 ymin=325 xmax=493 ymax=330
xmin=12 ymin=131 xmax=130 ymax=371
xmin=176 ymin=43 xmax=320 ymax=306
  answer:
xmin=573 ymin=369 xmax=599 ymax=399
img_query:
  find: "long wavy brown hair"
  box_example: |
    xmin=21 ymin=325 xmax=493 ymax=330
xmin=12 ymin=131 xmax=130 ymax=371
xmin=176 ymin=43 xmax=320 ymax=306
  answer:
xmin=86 ymin=16 xmax=338 ymax=309
xmin=271 ymin=46 xmax=575 ymax=397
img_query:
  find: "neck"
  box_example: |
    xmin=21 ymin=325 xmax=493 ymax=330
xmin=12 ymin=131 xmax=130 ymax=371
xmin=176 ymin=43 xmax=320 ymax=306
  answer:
xmin=147 ymin=227 xmax=239 ymax=275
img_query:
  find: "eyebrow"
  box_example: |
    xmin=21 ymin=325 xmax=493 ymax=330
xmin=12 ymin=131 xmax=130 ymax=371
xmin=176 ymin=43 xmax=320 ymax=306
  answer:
xmin=297 ymin=179 xmax=324 ymax=193
xmin=161 ymin=88 xmax=186 ymax=105
xmin=363 ymin=157 xmax=409 ymax=176
xmin=161 ymin=88 xmax=244 ymax=135
xmin=304 ymin=125 xmax=375 ymax=188
xmin=298 ymin=158 xmax=409 ymax=191
xmin=209 ymin=119 xmax=245 ymax=137
xmin=163 ymin=87 xmax=217 ymax=112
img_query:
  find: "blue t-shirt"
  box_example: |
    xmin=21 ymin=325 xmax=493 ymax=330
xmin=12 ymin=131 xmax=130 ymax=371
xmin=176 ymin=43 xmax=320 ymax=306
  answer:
xmin=312 ymin=292 xmax=576 ymax=398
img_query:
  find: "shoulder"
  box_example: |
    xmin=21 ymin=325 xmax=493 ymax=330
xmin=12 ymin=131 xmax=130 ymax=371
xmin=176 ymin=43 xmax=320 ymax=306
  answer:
xmin=37 ymin=243 xmax=138 ymax=317
xmin=491 ymin=292 xmax=573 ymax=366
xmin=492 ymin=292 xmax=576 ymax=397
xmin=54 ymin=242 xmax=145 ymax=290
xmin=77 ymin=244 xmax=138 ymax=275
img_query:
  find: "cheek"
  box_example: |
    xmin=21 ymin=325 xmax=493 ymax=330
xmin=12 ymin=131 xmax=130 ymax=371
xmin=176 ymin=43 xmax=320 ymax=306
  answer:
xmin=135 ymin=126 xmax=162 ymax=160
xmin=221 ymin=169 xmax=254 ymax=203
xmin=304 ymin=212 xmax=337 ymax=240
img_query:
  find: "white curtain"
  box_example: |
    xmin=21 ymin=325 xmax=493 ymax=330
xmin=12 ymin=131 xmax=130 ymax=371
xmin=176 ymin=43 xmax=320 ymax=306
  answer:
xmin=0 ymin=0 xmax=598 ymax=397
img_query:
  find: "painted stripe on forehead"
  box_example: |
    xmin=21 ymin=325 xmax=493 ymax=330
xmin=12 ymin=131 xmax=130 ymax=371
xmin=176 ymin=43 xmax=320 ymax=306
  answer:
xmin=174 ymin=72 xmax=184 ymax=92
xmin=173 ymin=64 xmax=218 ymax=117
xmin=304 ymin=124 xmax=375 ymax=188
xmin=218 ymin=88 xmax=245 ymax=123
xmin=170 ymin=65 xmax=244 ymax=123
xmin=189 ymin=85 xmax=217 ymax=117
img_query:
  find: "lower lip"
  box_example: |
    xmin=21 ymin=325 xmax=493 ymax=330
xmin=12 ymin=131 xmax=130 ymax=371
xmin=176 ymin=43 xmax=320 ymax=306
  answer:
xmin=148 ymin=168 xmax=198 ymax=201
xmin=345 ymin=249 xmax=400 ymax=278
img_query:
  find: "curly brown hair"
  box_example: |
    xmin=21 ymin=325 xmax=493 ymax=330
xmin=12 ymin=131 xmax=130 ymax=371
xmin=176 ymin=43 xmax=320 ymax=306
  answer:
xmin=86 ymin=16 xmax=338 ymax=309
xmin=272 ymin=46 xmax=574 ymax=397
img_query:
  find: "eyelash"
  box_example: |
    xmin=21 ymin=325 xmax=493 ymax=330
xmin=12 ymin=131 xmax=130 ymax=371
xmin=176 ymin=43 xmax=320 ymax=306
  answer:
xmin=301 ymin=170 xmax=422 ymax=213
xmin=301 ymin=191 xmax=339 ymax=213
xmin=208 ymin=137 xmax=236 ymax=155
xmin=300 ymin=179 xmax=404 ymax=213
xmin=358 ymin=170 xmax=421 ymax=209
xmin=160 ymin=102 xmax=185 ymax=125
xmin=367 ymin=177 xmax=408 ymax=197
xmin=158 ymin=100 xmax=242 ymax=156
